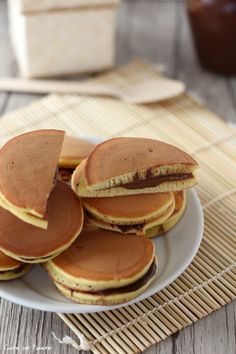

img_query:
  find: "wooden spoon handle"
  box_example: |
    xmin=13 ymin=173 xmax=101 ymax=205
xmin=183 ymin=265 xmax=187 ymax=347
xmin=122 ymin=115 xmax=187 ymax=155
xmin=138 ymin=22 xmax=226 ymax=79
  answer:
xmin=0 ymin=78 xmax=117 ymax=96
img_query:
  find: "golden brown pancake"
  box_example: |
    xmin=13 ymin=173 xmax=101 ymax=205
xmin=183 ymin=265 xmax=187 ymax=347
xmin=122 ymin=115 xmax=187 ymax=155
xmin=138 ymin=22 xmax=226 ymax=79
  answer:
xmin=83 ymin=192 xmax=174 ymax=225
xmin=87 ymin=200 xmax=175 ymax=235
xmin=0 ymin=181 xmax=84 ymax=263
xmin=0 ymin=251 xmax=32 ymax=280
xmin=0 ymin=130 xmax=65 ymax=226
xmin=77 ymin=138 xmax=198 ymax=197
xmin=44 ymin=229 xmax=157 ymax=305
xmin=59 ymin=136 xmax=95 ymax=169
xmin=145 ymin=190 xmax=187 ymax=238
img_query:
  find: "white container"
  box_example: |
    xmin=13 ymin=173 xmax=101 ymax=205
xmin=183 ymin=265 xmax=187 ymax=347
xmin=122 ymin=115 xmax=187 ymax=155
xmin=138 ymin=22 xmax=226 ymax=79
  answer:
xmin=8 ymin=0 xmax=119 ymax=78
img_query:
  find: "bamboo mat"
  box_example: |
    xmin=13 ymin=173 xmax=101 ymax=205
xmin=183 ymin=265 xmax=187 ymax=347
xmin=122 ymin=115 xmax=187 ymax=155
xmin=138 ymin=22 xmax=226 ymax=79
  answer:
xmin=0 ymin=61 xmax=236 ymax=354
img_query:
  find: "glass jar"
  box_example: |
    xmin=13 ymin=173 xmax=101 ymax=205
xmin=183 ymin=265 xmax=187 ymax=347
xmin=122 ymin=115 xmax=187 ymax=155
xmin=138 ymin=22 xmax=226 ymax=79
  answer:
xmin=187 ymin=0 xmax=236 ymax=76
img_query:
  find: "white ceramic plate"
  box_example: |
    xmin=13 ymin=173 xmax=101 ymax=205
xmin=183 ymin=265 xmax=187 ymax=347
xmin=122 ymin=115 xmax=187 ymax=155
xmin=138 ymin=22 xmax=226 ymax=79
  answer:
xmin=0 ymin=137 xmax=204 ymax=314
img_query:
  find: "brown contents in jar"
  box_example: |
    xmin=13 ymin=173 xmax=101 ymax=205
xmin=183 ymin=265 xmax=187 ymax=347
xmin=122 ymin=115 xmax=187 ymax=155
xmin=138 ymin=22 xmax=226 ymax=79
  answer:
xmin=187 ymin=0 xmax=236 ymax=75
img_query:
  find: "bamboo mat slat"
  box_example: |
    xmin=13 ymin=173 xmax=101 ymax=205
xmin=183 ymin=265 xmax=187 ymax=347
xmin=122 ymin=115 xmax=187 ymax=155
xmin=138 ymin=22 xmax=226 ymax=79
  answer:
xmin=0 ymin=61 xmax=235 ymax=354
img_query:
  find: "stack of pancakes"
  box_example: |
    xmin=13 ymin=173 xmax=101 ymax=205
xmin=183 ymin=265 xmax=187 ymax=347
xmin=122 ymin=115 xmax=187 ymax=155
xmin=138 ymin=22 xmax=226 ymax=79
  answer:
xmin=72 ymin=137 xmax=198 ymax=238
xmin=0 ymin=130 xmax=84 ymax=277
xmin=0 ymin=133 xmax=198 ymax=306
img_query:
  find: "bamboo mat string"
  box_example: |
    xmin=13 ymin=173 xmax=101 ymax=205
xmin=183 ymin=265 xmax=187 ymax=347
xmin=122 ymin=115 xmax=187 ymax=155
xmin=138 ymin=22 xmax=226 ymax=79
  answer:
xmin=51 ymin=331 xmax=91 ymax=351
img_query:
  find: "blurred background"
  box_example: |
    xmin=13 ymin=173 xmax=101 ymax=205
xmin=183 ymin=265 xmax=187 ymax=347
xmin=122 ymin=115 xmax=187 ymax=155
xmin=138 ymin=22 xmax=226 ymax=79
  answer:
xmin=0 ymin=0 xmax=236 ymax=123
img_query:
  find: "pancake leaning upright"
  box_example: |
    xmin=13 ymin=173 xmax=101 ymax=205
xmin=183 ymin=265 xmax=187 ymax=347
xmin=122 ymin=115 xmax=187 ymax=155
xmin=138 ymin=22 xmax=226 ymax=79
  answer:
xmin=0 ymin=130 xmax=65 ymax=229
xmin=75 ymin=137 xmax=198 ymax=197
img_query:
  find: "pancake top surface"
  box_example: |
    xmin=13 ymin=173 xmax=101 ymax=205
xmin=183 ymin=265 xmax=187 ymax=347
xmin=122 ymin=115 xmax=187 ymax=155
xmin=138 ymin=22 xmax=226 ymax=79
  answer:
xmin=0 ymin=130 xmax=65 ymax=217
xmin=0 ymin=181 xmax=83 ymax=258
xmin=83 ymin=192 xmax=173 ymax=219
xmin=85 ymin=137 xmax=198 ymax=186
xmin=59 ymin=136 xmax=95 ymax=167
xmin=51 ymin=229 xmax=155 ymax=281
xmin=0 ymin=250 xmax=21 ymax=269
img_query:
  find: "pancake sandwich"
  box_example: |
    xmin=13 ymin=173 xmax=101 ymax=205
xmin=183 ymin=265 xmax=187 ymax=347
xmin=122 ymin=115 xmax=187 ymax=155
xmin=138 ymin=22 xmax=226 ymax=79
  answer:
xmin=59 ymin=136 xmax=95 ymax=182
xmin=45 ymin=229 xmax=157 ymax=305
xmin=75 ymin=138 xmax=198 ymax=197
xmin=145 ymin=190 xmax=187 ymax=238
xmin=0 ymin=130 xmax=65 ymax=228
xmin=0 ymin=181 xmax=84 ymax=263
xmin=0 ymin=251 xmax=32 ymax=280
xmin=83 ymin=192 xmax=175 ymax=235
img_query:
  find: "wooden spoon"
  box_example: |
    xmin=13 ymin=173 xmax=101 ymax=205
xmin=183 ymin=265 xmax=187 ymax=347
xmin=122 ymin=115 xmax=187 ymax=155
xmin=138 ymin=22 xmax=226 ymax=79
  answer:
xmin=0 ymin=77 xmax=185 ymax=104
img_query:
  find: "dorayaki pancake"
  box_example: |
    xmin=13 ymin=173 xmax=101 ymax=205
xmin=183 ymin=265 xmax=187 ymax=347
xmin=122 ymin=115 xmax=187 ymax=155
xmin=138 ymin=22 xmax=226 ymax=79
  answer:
xmin=59 ymin=136 xmax=95 ymax=169
xmin=77 ymin=137 xmax=198 ymax=197
xmin=87 ymin=200 xmax=174 ymax=235
xmin=59 ymin=137 xmax=95 ymax=182
xmin=44 ymin=229 xmax=157 ymax=305
xmin=0 ymin=251 xmax=32 ymax=280
xmin=145 ymin=190 xmax=187 ymax=238
xmin=0 ymin=130 xmax=65 ymax=228
xmin=0 ymin=181 xmax=84 ymax=263
xmin=83 ymin=192 xmax=174 ymax=225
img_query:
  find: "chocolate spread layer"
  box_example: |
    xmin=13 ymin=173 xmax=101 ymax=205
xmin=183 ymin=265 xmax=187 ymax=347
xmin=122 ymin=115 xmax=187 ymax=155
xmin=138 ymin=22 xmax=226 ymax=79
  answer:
xmin=60 ymin=261 xmax=157 ymax=296
xmin=117 ymin=223 xmax=145 ymax=233
xmin=119 ymin=173 xmax=193 ymax=190
xmin=0 ymin=264 xmax=25 ymax=275
xmin=86 ymin=212 xmax=145 ymax=233
xmin=59 ymin=168 xmax=74 ymax=182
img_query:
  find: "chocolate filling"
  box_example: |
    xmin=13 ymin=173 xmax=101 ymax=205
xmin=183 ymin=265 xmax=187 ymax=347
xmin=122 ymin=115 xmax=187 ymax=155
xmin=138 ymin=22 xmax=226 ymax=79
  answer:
xmin=117 ymin=173 xmax=193 ymax=190
xmin=59 ymin=168 xmax=74 ymax=182
xmin=0 ymin=264 xmax=25 ymax=275
xmin=87 ymin=211 xmax=146 ymax=233
xmin=60 ymin=261 xmax=157 ymax=296
xmin=116 ymin=223 xmax=145 ymax=233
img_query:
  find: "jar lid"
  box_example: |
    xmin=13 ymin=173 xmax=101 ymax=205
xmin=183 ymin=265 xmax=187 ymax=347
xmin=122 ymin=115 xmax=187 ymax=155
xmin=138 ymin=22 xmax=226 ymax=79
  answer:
xmin=18 ymin=0 xmax=119 ymax=14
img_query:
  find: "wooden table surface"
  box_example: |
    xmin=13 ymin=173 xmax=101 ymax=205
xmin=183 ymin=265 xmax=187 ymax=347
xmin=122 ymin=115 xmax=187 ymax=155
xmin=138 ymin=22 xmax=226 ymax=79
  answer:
xmin=0 ymin=0 xmax=236 ymax=353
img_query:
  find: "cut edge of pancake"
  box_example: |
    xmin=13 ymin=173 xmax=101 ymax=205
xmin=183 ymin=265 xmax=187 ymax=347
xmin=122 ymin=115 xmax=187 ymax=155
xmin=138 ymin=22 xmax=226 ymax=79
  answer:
xmin=78 ymin=174 xmax=197 ymax=197
xmin=84 ymin=162 xmax=198 ymax=191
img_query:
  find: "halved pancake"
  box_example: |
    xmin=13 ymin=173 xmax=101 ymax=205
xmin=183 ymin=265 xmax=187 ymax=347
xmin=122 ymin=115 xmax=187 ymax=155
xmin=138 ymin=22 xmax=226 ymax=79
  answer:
xmin=0 ymin=250 xmax=32 ymax=280
xmin=84 ymin=193 xmax=175 ymax=235
xmin=44 ymin=229 xmax=157 ymax=305
xmin=77 ymin=137 xmax=198 ymax=197
xmin=59 ymin=136 xmax=95 ymax=183
xmin=145 ymin=190 xmax=187 ymax=238
xmin=0 ymin=130 xmax=65 ymax=228
xmin=0 ymin=181 xmax=84 ymax=263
